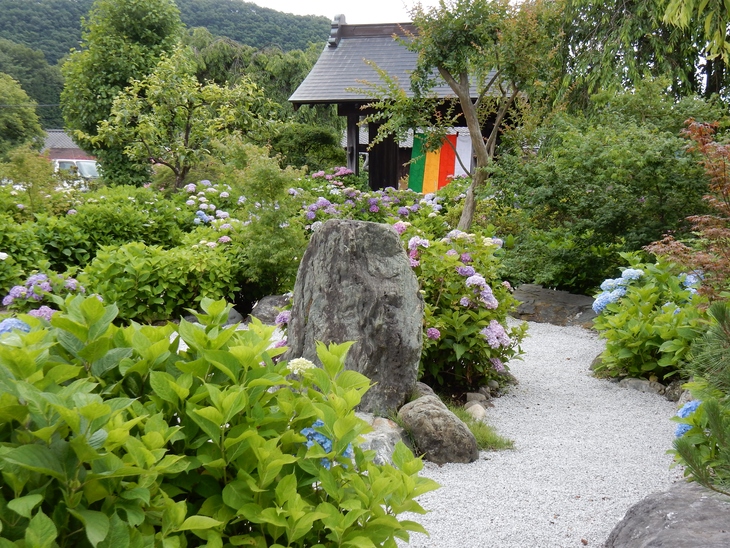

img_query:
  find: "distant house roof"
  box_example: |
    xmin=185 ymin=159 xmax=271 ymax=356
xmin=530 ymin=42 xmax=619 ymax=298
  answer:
xmin=290 ymin=15 xmax=467 ymax=106
xmin=42 ymin=129 xmax=94 ymax=160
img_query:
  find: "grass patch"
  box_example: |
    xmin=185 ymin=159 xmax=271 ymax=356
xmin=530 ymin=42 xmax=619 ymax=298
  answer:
xmin=447 ymin=403 xmax=514 ymax=451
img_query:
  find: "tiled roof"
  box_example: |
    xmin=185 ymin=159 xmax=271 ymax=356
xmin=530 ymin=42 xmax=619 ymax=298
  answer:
xmin=42 ymin=129 xmax=80 ymax=151
xmin=290 ymin=17 xmax=468 ymax=105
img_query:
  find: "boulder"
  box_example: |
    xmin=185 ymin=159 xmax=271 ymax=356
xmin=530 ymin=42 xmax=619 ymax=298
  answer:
xmin=284 ymin=219 xmax=424 ymax=414
xmin=412 ymin=381 xmax=437 ymax=400
xmin=398 ymin=395 xmax=479 ymax=464
xmin=618 ymin=378 xmax=665 ymax=396
xmin=511 ymin=284 xmax=597 ymax=327
xmin=466 ymin=404 xmax=487 ymax=421
xmin=248 ymin=295 xmax=290 ymax=325
xmin=604 ymin=481 xmax=730 ymax=547
xmin=356 ymin=414 xmax=409 ymax=465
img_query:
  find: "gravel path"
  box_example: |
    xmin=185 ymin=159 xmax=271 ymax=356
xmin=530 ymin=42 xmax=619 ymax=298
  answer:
xmin=400 ymin=320 xmax=684 ymax=548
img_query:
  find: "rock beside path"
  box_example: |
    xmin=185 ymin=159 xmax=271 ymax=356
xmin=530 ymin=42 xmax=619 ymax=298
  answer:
xmin=511 ymin=284 xmax=597 ymax=328
xmin=604 ymin=481 xmax=730 ymax=547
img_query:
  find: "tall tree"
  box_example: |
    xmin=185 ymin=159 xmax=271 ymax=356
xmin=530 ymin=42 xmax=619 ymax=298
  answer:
xmin=564 ymin=0 xmax=728 ymax=100
xmin=365 ymin=0 xmax=563 ymax=230
xmin=61 ymin=0 xmax=183 ymax=185
xmin=0 ymin=38 xmax=64 ymax=128
xmin=664 ymin=0 xmax=730 ymax=64
xmin=0 ymin=73 xmax=44 ymax=160
xmin=97 ymin=47 xmax=273 ymax=188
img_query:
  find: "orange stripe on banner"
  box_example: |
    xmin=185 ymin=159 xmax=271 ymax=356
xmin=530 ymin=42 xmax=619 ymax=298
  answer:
xmin=438 ymin=135 xmax=457 ymax=189
xmin=423 ymin=148 xmax=441 ymax=194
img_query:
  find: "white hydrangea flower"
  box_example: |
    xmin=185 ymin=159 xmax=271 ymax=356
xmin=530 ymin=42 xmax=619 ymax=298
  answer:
xmin=287 ymin=357 xmax=316 ymax=375
xmin=0 ymin=252 xmax=7 ymax=261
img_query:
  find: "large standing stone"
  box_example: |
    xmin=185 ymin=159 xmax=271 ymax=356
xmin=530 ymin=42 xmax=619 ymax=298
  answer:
xmin=398 ymin=395 xmax=479 ymax=464
xmin=511 ymin=284 xmax=597 ymax=327
xmin=285 ymin=219 xmax=424 ymax=414
xmin=604 ymin=481 xmax=730 ymax=547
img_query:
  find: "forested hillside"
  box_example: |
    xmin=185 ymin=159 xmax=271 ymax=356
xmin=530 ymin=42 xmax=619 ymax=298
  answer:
xmin=0 ymin=0 xmax=330 ymax=64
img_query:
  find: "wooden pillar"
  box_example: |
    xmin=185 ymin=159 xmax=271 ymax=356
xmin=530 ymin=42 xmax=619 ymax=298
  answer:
xmin=346 ymin=113 xmax=359 ymax=176
xmin=368 ymin=122 xmax=399 ymax=190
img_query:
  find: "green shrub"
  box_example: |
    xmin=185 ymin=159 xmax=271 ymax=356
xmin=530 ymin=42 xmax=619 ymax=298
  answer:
xmin=33 ymin=214 xmax=95 ymax=271
xmin=83 ymin=241 xmax=239 ymax=324
xmin=0 ymin=214 xmax=46 ymax=294
xmin=592 ymin=253 xmax=707 ymax=380
xmin=667 ymin=302 xmax=730 ymax=495
xmin=0 ymin=296 xmax=438 ymax=546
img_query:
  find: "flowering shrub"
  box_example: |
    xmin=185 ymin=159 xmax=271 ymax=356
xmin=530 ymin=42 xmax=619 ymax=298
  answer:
xmin=0 ymin=296 xmax=438 ymax=546
xmin=400 ymin=226 xmax=525 ymax=392
xmin=0 ymin=214 xmax=46 ymax=294
xmin=592 ymin=253 xmax=707 ymax=380
xmin=2 ymin=271 xmax=85 ymax=317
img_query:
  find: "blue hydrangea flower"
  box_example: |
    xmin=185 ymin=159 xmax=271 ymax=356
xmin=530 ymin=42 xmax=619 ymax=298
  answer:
xmin=675 ymin=423 xmax=692 ymax=438
xmin=592 ymin=292 xmax=612 ymax=313
xmin=0 ymin=318 xmax=31 ymax=335
xmin=677 ymin=400 xmax=701 ymax=418
xmin=621 ymin=268 xmax=644 ymax=281
xmin=300 ymin=419 xmax=353 ymax=469
xmin=600 ymin=278 xmax=619 ymax=291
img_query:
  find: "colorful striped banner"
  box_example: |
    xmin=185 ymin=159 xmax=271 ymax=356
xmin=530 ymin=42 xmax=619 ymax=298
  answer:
xmin=409 ymin=132 xmax=470 ymax=193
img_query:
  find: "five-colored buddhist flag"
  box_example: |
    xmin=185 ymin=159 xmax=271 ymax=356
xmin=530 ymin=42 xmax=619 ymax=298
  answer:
xmin=409 ymin=131 xmax=470 ymax=193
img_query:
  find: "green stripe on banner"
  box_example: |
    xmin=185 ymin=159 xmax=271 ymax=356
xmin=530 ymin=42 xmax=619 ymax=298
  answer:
xmin=409 ymin=134 xmax=426 ymax=193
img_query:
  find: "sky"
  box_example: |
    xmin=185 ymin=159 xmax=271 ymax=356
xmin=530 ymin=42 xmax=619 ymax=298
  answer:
xmin=252 ymin=0 xmax=442 ymax=24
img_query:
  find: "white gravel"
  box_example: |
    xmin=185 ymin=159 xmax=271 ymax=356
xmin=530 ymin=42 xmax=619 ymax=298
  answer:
xmin=400 ymin=320 xmax=684 ymax=548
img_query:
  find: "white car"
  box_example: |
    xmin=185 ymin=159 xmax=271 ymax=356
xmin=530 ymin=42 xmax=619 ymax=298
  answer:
xmin=53 ymin=159 xmax=100 ymax=180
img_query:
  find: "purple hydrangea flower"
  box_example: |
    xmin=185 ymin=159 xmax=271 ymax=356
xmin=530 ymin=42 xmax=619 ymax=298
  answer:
xmin=465 ymin=274 xmax=486 ymax=288
xmin=398 ymin=207 xmax=410 ymax=216
xmin=410 ymin=204 xmax=420 ymax=212
xmin=275 ymin=310 xmax=291 ymax=326
xmin=369 ymin=205 xmax=379 ymax=213
xmin=460 ymin=253 xmax=472 ymax=263
xmin=426 ymin=327 xmax=441 ymax=340
xmin=218 ymin=236 xmax=232 ymax=243
xmin=408 ymin=236 xmax=430 ymax=251
xmin=457 ymin=266 xmax=476 ymax=277
xmin=490 ymin=357 xmax=505 ymax=373
xmin=392 ymin=221 xmax=409 ymax=235
xmin=28 ymin=306 xmax=56 ymax=321
xmin=67 ymin=209 xmax=78 ymax=215
xmin=480 ymin=320 xmax=511 ymax=348
xmin=446 ymin=249 xmax=458 ymax=256
xmin=460 ymin=297 xmax=471 ymax=307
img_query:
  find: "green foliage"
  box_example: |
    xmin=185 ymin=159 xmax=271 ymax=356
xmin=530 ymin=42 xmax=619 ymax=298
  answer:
xmin=0 ymin=296 xmax=438 ymax=546
xmin=687 ymin=302 xmax=730 ymax=395
xmin=82 ymin=241 xmax=238 ymax=323
xmin=446 ymin=403 xmax=514 ymax=450
xmin=267 ymin=123 xmax=346 ymax=171
xmin=671 ymin=398 xmax=730 ymax=496
xmin=490 ymin=92 xmax=713 ymax=293
xmin=60 ymin=0 xmax=183 ymax=185
xmin=0 ymin=38 xmax=64 ymax=128
xmin=401 ymin=227 xmax=526 ymax=392
xmin=0 ymin=73 xmax=44 ymax=160
xmin=592 ymin=254 xmax=708 ymax=380
xmin=0 ymin=214 xmax=46 ymax=294
xmin=98 ymin=46 xmax=274 ymax=188
xmin=0 ymin=146 xmax=57 ymax=218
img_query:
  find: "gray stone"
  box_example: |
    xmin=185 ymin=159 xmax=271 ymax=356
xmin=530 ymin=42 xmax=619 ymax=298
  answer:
xmin=356 ymin=414 xmax=408 ymax=465
xmin=664 ymin=379 xmax=685 ymax=402
xmin=604 ymin=481 xmax=730 ymax=547
xmin=412 ymin=382 xmax=437 ymax=400
xmin=618 ymin=378 xmax=665 ymax=395
xmin=248 ymin=295 xmax=291 ymax=325
xmin=511 ymin=284 xmax=597 ymax=328
xmin=183 ymin=306 xmax=244 ymax=326
xmin=466 ymin=392 xmax=487 ymax=403
xmin=590 ymin=355 xmax=603 ymax=371
xmin=478 ymin=386 xmax=492 ymax=399
xmin=398 ymin=395 xmax=479 ymax=464
xmin=463 ymin=400 xmax=483 ymax=410
xmin=466 ymin=404 xmax=487 ymax=421
xmin=487 ymin=380 xmax=500 ymax=390
xmin=284 ymin=219 xmax=424 ymax=414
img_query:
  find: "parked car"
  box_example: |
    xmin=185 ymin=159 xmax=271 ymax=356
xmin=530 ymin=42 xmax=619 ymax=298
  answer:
xmin=53 ymin=159 xmax=99 ymax=181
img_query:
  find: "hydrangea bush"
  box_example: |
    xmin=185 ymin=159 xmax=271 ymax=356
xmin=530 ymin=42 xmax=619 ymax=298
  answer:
xmin=397 ymin=225 xmax=526 ymax=392
xmin=592 ymin=252 xmax=707 ymax=380
xmin=0 ymin=296 xmax=438 ymax=546
xmin=2 ymin=271 xmax=86 ymax=319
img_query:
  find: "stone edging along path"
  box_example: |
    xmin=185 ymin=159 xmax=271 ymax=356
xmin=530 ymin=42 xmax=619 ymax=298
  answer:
xmin=399 ymin=320 xmax=684 ymax=548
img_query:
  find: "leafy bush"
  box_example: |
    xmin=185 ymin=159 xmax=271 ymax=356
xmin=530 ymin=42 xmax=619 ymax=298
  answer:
xmin=592 ymin=253 xmax=707 ymax=380
xmin=0 ymin=296 xmax=438 ymax=546
xmin=397 ymin=225 xmax=525 ymax=392
xmin=33 ymin=214 xmax=95 ymax=271
xmin=82 ymin=241 xmax=238 ymax=323
xmin=670 ymin=302 xmax=730 ymax=495
xmin=0 ymin=214 xmax=46 ymax=294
